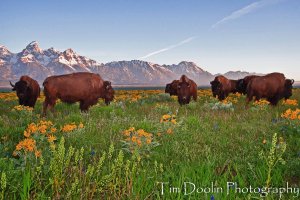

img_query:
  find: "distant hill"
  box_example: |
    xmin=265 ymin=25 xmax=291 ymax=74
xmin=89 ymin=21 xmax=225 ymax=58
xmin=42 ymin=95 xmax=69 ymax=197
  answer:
xmin=1 ymin=41 xmax=268 ymax=87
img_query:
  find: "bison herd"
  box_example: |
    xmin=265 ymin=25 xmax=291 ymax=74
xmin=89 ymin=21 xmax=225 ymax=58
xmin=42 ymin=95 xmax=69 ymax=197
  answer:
xmin=10 ymin=73 xmax=114 ymax=115
xmin=208 ymin=73 xmax=294 ymax=106
xmin=9 ymin=72 xmax=294 ymax=115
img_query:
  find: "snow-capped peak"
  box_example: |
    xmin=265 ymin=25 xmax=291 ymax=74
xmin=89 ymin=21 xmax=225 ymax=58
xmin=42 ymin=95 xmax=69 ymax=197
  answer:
xmin=44 ymin=47 xmax=60 ymax=58
xmin=63 ymin=48 xmax=76 ymax=56
xmin=0 ymin=45 xmax=11 ymax=55
xmin=25 ymin=41 xmax=43 ymax=54
xmin=177 ymin=61 xmax=204 ymax=72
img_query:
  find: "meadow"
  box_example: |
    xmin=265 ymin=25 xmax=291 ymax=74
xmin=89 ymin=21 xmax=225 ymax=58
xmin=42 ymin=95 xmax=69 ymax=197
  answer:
xmin=0 ymin=89 xmax=299 ymax=199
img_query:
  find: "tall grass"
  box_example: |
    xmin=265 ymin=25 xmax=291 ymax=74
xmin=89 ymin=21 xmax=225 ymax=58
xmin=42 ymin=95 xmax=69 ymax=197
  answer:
xmin=0 ymin=89 xmax=299 ymax=199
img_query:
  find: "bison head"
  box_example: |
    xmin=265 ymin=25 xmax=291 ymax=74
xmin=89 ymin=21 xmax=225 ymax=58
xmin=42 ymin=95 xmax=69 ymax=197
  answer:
xmin=103 ymin=81 xmax=114 ymax=105
xmin=210 ymin=80 xmax=222 ymax=98
xmin=11 ymin=80 xmax=30 ymax=99
xmin=236 ymin=79 xmax=247 ymax=94
xmin=283 ymin=79 xmax=294 ymax=99
xmin=165 ymin=83 xmax=172 ymax=94
xmin=165 ymin=81 xmax=178 ymax=96
xmin=177 ymin=78 xmax=191 ymax=105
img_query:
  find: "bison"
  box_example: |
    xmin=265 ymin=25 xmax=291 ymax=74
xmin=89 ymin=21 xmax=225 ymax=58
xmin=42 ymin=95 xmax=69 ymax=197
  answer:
xmin=177 ymin=75 xmax=197 ymax=105
xmin=165 ymin=80 xmax=179 ymax=96
xmin=236 ymin=75 xmax=259 ymax=94
xmin=103 ymin=81 xmax=115 ymax=105
xmin=10 ymin=76 xmax=40 ymax=107
xmin=246 ymin=72 xmax=294 ymax=106
xmin=210 ymin=75 xmax=238 ymax=101
xmin=42 ymin=72 xmax=114 ymax=115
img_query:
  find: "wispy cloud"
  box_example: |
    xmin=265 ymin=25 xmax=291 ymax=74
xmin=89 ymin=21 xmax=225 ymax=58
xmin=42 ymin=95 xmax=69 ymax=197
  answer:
xmin=212 ymin=0 xmax=285 ymax=29
xmin=139 ymin=36 xmax=197 ymax=59
xmin=139 ymin=0 xmax=284 ymax=59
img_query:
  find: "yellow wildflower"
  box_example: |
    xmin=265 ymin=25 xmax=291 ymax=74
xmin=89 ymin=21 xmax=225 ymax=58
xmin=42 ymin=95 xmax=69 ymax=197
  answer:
xmin=123 ymin=130 xmax=130 ymax=136
xmin=282 ymin=99 xmax=298 ymax=106
xmin=12 ymin=151 xmax=18 ymax=157
xmin=47 ymin=134 xmax=57 ymax=143
xmin=128 ymin=127 xmax=135 ymax=132
xmin=39 ymin=125 xmax=47 ymax=134
xmin=16 ymin=143 xmax=22 ymax=151
xmin=35 ymin=150 xmax=42 ymax=158
xmin=132 ymin=136 xmax=137 ymax=143
xmin=50 ymin=127 xmax=57 ymax=133
xmin=78 ymin=122 xmax=84 ymax=128
xmin=167 ymin=128 xmax=173 ymax=134
xmin=137 ymin=139 xmax=142 ymax=146
xmin=137 ymin=129 xmax=145 ymax=137
xmin=171 ymin=119 xmax=177 ymax=124
xmin=24 ymin=130 xmax=30 ymax=138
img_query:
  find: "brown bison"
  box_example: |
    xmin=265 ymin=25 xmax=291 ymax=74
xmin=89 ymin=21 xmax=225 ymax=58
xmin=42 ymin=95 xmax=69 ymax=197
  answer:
xmin=10 ymin=76 xmax=40 ymax=107
xmin=177 ymin=75 xmax=197 ymax=105
xmin=102 ymin=81 xmax=115 ymax=105
xmin=165 ymin=80 xmax=179 ymax=96
xmin=210 ymin=75 xmax=238 ymax=100
xmin=42 ymin=72 xmax=114 ymax=115
xmin=236 ymin=75 xmax=259 ymax=94
xmin=246 ymin=72 xmax=294 ymax=105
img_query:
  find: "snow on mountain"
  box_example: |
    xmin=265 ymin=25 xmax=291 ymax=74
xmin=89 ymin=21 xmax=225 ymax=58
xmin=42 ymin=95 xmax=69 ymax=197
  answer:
xmin=100 ymin=60 xmax=175 ymax=85
xmin=0 ymin=41 xmax=263 ymax=87
xmin=220 ymin=71 xmax=264 ymax=80
xmin=0 ymin=45 xmax=13 ymax=62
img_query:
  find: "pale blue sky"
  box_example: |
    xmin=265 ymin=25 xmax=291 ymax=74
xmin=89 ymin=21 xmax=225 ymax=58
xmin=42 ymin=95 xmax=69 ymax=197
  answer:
xmin=1 ymin=0 xmax=299 ymax=79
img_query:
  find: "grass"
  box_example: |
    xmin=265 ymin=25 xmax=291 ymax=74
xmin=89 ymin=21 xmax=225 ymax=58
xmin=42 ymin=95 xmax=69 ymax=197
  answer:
xmin=0 ymin=89 xmax=299 ymax=199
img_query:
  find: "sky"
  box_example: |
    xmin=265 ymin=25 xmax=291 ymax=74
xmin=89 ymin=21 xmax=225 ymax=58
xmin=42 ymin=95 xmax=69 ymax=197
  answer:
xmin=0 ymin=0 xmax=300 ymax=80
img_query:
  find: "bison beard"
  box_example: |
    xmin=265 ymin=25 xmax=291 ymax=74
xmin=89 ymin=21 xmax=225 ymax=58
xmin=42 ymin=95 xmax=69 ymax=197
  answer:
xmin=10 ymin=76 xmax=40 ymax=108
xmin=246 ymin=73 xmax=293 ymax=106
xmin=42 ymin=72 xmax=114 ymax=115
xmin=177 ymin=75 xmax=197 ymax=105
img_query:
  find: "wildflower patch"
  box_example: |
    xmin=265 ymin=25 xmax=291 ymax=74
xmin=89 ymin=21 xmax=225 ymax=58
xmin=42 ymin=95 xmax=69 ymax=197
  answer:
xmin=281 ymin=108 xmax=300 ymax=120
xmin=121 ymin=127 xmax=159 ymax=156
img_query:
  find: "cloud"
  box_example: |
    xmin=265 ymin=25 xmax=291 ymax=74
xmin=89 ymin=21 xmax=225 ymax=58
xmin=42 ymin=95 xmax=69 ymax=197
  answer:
xmin=212 ymin=0 xmax=285 ymax=29
xmin=139 ymin=0 xmax=285 ymax=60
xmin=139 ymin=36 xmax=197 ymax=59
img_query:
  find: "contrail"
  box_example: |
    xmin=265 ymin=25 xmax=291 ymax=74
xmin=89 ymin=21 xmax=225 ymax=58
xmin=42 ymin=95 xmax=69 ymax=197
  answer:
xmin=139 ymin=0 xmax=285 ymax=59
xmin=139 ymin=36 xmax=197 ymax=59
xmin=212 ymin=0 xmax=285 ymax=29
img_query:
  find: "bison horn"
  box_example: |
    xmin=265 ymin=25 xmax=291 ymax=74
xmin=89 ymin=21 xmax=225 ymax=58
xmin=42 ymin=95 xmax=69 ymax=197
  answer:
xmin=9 ymin=81 xmax=15 ymax=88
xmin=291 ymin=79 xmax=294 ymax=84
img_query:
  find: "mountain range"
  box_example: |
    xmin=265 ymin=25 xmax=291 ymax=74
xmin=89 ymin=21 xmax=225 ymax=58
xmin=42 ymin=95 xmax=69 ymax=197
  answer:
xmin=0 ymin=41 xmax=261 ymax=87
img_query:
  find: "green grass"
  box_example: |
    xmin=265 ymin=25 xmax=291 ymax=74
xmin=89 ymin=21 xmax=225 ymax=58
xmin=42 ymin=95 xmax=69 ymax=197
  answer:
xmin=0 ymin=89 xmax=299 ymax=199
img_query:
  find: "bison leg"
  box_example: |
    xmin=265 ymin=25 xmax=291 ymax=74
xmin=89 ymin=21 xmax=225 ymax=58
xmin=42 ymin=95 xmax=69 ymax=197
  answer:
xmin=80 ymin=101 xmax=90 ymax=112
xmin=27 ymin=98 xmax=37 ymax=108
xmin=218 ymin=93 xmax=225 ymax=101
xmin=268 ymin=96 xmax=279 ymax=106
xmin=245 ymin=92 xmax=253 ymax=109
xmin=177 ymin=98 xmax=183 ymax=106
xmin=193 ymin=93 xmax=197 ymax=101
xmin=42 ymin=101 xmax=48 ymax=116
xmin=19 ymin=98 xmax=24 ymax=106
xmin=43 ymin=97 xmax=56 ymax=116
